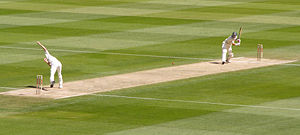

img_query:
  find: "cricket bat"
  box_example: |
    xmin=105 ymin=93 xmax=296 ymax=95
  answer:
xmin=237 ymin=26 xmax=242 ymax=39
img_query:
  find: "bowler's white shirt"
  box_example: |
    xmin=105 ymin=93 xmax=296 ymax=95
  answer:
xmin=45 ymin=51 xmax=61 ymax=66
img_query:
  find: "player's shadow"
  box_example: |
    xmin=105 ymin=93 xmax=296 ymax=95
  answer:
xmin=209 ymin=62 xmax=221 ymax=64
xmin=26 ymin=86 xmax=48 ymax=91
xmin=26 ymin=85 xmax=36 ymax=88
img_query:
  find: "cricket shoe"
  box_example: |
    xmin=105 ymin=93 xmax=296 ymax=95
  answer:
xmin=59 ymin=84 xmax=63 ymax=89
xmin=222 ymin=61 xmax=226 ymax=65
xmin=50 ymin=81 xmax=55 ymax=88
xmin=226 ymin=58 xmax=231 ymax=63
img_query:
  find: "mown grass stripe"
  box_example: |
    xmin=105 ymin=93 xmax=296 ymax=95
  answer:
xmin=11 ymin=11 xmax=112 ymax=20
xmin=180 ymin=6 xmax=289 ymax=15
xmin=94 ymin=16 xmax=203 ymax=25
xmin=223 ymin=14 xmax=300 ymax=25
xmin=0 ymin=8 xmax=39 ymax=15
xmin=144 ymin=11 xmax=246 ymax=21
xmin=97 ymin=94 xmax=300 ymax=111
xmin=231 ymin=2 xmax=300 ymax=11
xmin=0 ymin=15 xmax=75 ymax=26
xmin=27 ymin=0 xmax=133 ymax=6
xmin=0 ymin=1 xmax=82 ymax=11
xmin=0 ymin=26 xmax=115 ymax=37
xmin=145 ymin=0 xmax=243 ymax=6
xmin=130 ymin=21 xmax=292 ymax=38
xmin=108 ymin=2 xmax=199 ymax=10
xmin=59 ymin=6 xmax=166 ymax=16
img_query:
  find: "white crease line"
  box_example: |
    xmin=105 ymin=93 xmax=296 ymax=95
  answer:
xmin=95 ymin=94 xmax=300 ymax=111
xmin=0 ymin=46 xmax=214 ymax=60
xmin=0 ymin=87 xmax=19 ymax=90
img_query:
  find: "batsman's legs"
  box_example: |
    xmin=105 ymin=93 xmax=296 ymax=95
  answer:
xmin=222 ymin=48 xmax=227 ymax=63
xmin=227 ymin=48 xmax=234 ymax=63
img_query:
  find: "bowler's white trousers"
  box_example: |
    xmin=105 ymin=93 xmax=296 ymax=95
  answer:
xmin=50 ymin=62 xmax=63 ymax=87
xmin=45 ymin=51 xmax=63 ymax=87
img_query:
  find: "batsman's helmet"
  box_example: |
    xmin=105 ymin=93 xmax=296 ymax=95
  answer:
xmin=231 ymin=32 xmax=237 ymax=38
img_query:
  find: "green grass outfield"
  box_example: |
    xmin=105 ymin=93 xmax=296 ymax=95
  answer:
xmin=0 ymin=0 xmax=300 ymax=134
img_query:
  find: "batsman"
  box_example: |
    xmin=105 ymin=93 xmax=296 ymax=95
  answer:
xmin=36 ymin=41 xmax=63 ymax=88
xmin=221 ymin=28 xmax=242 ymax=65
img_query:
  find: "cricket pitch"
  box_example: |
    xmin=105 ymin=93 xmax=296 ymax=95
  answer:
xmin=0 ymin=57 xmax=295 ymax=99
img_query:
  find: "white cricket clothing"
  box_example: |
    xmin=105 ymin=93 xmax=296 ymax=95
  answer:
xmin=222 ymin=36 xmax=236 ymax=62
xmin=222 ymin=48 xmax=233 ymax=62
xmin=45 ymin=51 xmax=63 ymax=87
xmin=222 ymin=36 xmax=236 ymax=49
xmin=45 ymin=50 xmax=60 ymax=66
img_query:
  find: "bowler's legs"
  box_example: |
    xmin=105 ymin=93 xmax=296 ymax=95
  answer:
xmin=50 ymin=66 xmax=57 ymax=87
xmin=57 ymin=65 xmax=63 ymax=88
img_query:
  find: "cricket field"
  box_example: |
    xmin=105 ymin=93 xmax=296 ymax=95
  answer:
xmin=0 ymin=0 xmax=300 ymax=134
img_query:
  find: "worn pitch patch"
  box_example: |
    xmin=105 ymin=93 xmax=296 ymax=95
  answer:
xmin=0 ymin=57 xmax=295 ymax=99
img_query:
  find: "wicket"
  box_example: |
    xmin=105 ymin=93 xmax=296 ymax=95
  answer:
xmin=257 ymin=44 xmax=263 ymax=61
xmin=36 ymin=75 xmax=43 ymax=95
